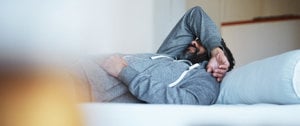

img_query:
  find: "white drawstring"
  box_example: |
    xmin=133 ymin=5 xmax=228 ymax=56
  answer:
xmin=150 ymin=55 xmax=173 ymax=60
xmin=151 ymin=55 xmax=200 ymax=87
xmin=151 ymin=55 xmax=193 ymax=65
xmin=175 ymin=60 xmax=193 ymax=66
xmin=168 ymin=63 xmax=200 ymax=87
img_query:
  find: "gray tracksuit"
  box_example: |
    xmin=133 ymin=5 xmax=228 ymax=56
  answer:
xmin=76 ymin=6 xmax=223 ymax=105
xmin=76 ymin=53 xmax=219 ymax=105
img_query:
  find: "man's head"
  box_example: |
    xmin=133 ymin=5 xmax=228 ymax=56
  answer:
xmin=178 ymin=39 xmax=209 ymax=64
xmin=179 ymin=39 xmax=235 ymax=71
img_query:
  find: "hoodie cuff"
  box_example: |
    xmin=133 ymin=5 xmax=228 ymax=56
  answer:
xmin=118 ymin=66 xmax=139 ymax=86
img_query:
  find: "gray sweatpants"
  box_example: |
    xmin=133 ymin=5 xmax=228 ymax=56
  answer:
xmin=70 ymin=57 xmax=143 ymax=103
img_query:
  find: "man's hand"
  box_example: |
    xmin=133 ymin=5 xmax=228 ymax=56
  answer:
xmin=207 ymin=48 xmax=229 ymax=82
xmin=100 ymin=54 xmax=127 ymax=78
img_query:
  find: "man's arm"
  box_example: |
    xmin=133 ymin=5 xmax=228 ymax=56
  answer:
xmin=101 ymin=55 xmax=219 ymax=104
xmin=118 ymin=66 xmax=219 ymax=104
xmin=156 ymin=6 xmax=231 ymax=81
xmin=157 ymin=6 xmax=222 ymax=58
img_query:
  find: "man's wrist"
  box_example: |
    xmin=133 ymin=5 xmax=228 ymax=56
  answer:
xmin=118 ymin=66 xmax=139 ymax=85
xmin=211 ymin=47 xmax=224 ymax=57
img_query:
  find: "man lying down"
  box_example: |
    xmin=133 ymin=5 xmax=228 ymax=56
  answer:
xmin=70 ymin=6 xmax=235 ymax=105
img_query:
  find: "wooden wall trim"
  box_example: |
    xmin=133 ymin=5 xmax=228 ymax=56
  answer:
xmin=221 ymin=15 xmax=300 ymax=26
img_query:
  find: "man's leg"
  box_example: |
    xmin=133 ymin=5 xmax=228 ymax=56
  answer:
xmin=157 ymin=6 xmax=222 ymax=58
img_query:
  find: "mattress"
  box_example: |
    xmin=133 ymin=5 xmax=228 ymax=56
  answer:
xmin=80 ymin=103 xmax=300 ymax=126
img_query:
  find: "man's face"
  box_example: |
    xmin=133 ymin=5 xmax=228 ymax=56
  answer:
xmin=186 ymin=40 xmax=206 ymax=55
xmin=178 ymin=40 xmax=208 ymax=64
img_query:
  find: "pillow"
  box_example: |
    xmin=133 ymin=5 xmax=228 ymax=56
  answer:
xmin=216 ymin=50 xmax=300 ymax=104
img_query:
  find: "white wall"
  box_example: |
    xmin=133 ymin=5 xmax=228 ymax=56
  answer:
xmin=82 ymin=0 xmax=185 ymax=54
xmin=2 ymin=0 xmax=299 ymax=58
xmin=0 ymin=0 xmax=85 ymax=55
xmin=153 ymin=0 xmax=186 ymax=51
xmin=80 ymin=0 xmax=155 ymax=54
xmin=0 ymin=0 xmax=187 ymax=56
xmin=222 ymin=20 xmax=300 ymax=67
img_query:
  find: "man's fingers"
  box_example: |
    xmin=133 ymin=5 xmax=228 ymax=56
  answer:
xmin=213 ymin=69 xmax=227 ymax=82
xmin=219 ymin=64 xmax=229 ymax=71
xmin=214 ymin=69 xmax=227 ymax=75
xmin=219 ymin=64 xmax=229 ymax=68
xmin=213 ymin=72 xmax=224 ymax=78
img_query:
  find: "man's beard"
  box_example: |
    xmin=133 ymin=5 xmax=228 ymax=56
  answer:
xmin=178 ymin=47 xmax=209 ymax=64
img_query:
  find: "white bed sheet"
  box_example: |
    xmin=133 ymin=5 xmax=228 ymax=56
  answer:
xmin=80 ymin=103 xmax=300 ymax=126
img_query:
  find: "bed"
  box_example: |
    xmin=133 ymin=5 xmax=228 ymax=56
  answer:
xmin=80 ymin=103 xmax=300 ymax=126
xmin=80 ymin=50 xmax=300 ymax=126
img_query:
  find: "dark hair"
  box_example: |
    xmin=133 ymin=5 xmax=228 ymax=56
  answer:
xmin=221 ymin=39 xmax=235 ymax=71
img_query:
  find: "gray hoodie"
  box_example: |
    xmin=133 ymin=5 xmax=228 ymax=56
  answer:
xmin=74 ymin=6 xmax=222 ymax=105
xmin=118 ymin=53 xmax=220 ymax=105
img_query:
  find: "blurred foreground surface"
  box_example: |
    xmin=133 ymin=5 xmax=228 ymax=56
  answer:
xmin=0 ymin=60 xmax=85 ymax=126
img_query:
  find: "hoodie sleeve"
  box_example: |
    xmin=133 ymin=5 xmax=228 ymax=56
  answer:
xmin=119 ymin=66 xmax=219 ymax=105
xmin=157 ymin=6 xmax=223 ymax=58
